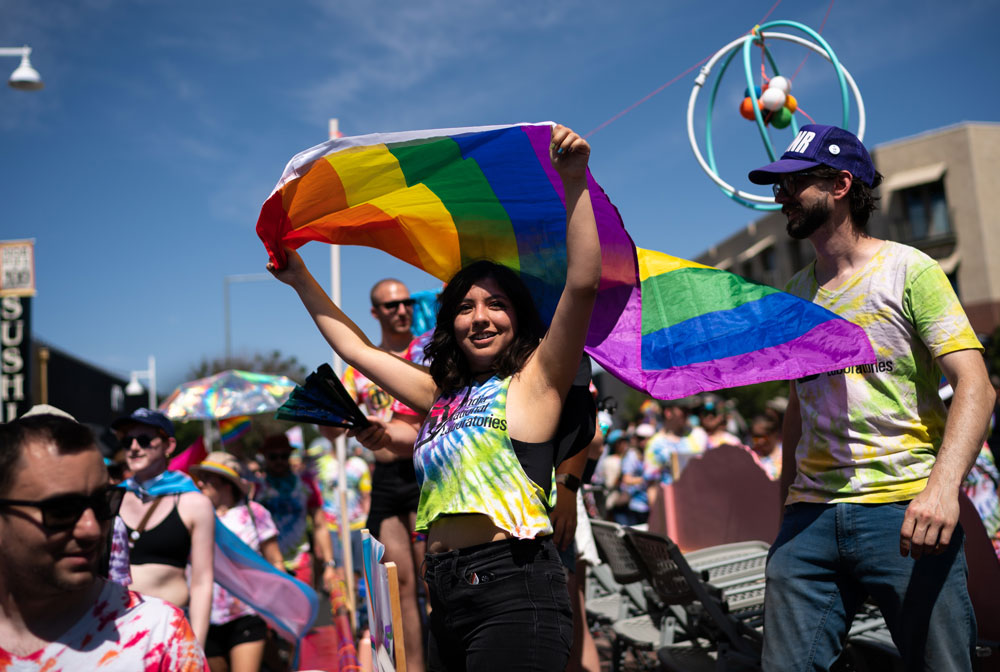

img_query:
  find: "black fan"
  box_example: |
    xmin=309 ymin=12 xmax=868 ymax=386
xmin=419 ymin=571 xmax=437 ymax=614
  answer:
xmin=275 ymin=363 xmax=371 ymax=429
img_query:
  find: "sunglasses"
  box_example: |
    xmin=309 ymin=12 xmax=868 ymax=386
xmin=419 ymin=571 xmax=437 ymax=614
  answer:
xmin=119 ymin=433 xmax=158 ymax=450
xmin=0 ymin=486 xmax=125 ymax=531
xmin=376 ymin=298 xmax=415 ymax=311
xmin=772 ymin=171 xmax=822 ymax=198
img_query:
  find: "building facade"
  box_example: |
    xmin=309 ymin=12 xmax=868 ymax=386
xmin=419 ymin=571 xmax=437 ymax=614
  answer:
xmin=696 ymin=122 xmax=1000 ymax=335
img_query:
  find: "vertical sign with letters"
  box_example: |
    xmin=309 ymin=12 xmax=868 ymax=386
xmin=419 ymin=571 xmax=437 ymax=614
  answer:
xmin=1 ymin=295 xmax=31 ymax=421
xmin=1 ymin=240 xmax=35 ymax=421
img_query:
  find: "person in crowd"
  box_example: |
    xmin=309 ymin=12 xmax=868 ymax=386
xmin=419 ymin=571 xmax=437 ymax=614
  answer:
xmin=696 ymin=394 xmax=742 ymax=449
xmin=334 ymin=276 xmax=427 ymax=671
xmin=191 ymin=452 xmax=283 ymax=672
xmin=749 ymin=124 xmax=994 ymax=670
xmin=747 ymin=414 xmax=782 ymax=480
xmin=613 ymin=424 xmax=651 ymax=526
xmin=268 ymin=123 xmax=599 ymax=671
xmin=942 ymin=384 xmax=1000 ymax=560
xmin=115 ymin=408 xmax=216 ymax=646
xmin=0 ymin=407 xmax=207 ymax=670
xmin=643 ymin=396 xmax=703 ymax=487
xmin=254 ymin=433 xmax=336 ymax=592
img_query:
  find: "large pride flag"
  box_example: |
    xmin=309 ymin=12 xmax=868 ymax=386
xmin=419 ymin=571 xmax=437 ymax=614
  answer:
xmin=257 ymin=122 xmax=874 ymax=399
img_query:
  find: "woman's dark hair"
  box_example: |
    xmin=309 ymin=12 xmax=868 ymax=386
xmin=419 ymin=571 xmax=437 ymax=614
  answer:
xmin=812 ymin=166 xmax=885 ymax=231
xmin=425 ymin=260 xmax=545 ymax=394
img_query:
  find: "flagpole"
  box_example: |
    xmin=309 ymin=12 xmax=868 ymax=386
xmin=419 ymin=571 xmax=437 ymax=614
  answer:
xmin=329 ymin=117 xmax=356 ymax=625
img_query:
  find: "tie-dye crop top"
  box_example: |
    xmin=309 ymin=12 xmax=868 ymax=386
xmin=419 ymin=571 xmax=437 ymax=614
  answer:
xmin=413 ymin=375 xmax=555 ymax=539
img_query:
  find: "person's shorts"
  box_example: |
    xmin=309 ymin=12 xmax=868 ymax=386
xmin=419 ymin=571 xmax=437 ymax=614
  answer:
xmin=204 ymin=614 xmax=268 ymax=658
xmin=366 ymin=459 xmax=420 ymax=538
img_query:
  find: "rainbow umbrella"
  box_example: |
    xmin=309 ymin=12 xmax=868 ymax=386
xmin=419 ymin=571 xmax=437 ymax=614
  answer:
xmin=158 ymin=369 xmax=298 ymax=421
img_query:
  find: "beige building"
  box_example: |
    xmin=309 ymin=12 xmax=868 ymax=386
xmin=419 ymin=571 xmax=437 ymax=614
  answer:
xmin=696 ymin=122 xmax=1000 ymax=334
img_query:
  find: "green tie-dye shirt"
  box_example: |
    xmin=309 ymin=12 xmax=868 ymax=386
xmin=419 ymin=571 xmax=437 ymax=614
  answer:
xmin=785 ymin=241 xmax=981 ymax=504
xmin=413 ymin=375 xmax=555 ymax=538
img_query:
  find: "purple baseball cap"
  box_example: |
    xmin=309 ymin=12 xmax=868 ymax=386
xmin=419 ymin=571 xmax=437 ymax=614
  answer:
xmin=748 ymin=124 xmax=876 ymax=187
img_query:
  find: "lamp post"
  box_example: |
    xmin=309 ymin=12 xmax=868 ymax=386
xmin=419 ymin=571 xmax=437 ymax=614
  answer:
xmin=0 ymin=46 xmax=43 ymax=90
xmin=125 ymin=355 xmax=157 ymax=409
xmin=223 ymin=273 xmax=271 ymax=361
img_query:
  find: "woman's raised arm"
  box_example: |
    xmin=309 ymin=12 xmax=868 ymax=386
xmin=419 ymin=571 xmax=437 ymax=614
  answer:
xmin=268 ymin=248 xmax=438 ymax=414
xmin=519 ymin=124 xmax=602 ymax=402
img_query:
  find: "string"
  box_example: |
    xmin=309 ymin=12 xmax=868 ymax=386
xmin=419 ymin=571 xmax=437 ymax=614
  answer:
xmin=585 ymin=0 xmax=786 ymax=138
xmin=790 ymin=0 xmax=835 ymax=80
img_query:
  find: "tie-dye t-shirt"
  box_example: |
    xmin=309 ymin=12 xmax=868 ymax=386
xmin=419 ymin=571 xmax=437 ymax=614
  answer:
xmin=785 ymin=241 xmax=982 ymax=504
xmin=643 ymin=431 xmax=704 ymax=484
xmin=343 ymin=366 xmax=398 ymax=422
xmin=413 ymin=375 xmax=555 ymax=538
xmin=0 ymin=580 xmax=207 ymax=672
xmin=211 ymin=502 xmax=278 ymax=625
xmin=253 ymin=473 xmax=322 ymax=566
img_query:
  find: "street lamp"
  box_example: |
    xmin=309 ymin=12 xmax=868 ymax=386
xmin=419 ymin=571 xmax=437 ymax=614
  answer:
xmin=0 ymin=46 xmax=43 ymax=91
xmin=126 ymin=355 xmax=157 ymax=409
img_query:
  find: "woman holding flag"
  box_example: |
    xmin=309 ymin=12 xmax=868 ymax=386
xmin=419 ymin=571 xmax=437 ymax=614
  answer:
xmin=269 ymin=124 xmax=600 ymax=671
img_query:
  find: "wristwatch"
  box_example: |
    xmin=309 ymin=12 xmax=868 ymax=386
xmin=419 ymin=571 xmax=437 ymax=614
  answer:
xmin=555 ymin=473 xmax=582 ymax=493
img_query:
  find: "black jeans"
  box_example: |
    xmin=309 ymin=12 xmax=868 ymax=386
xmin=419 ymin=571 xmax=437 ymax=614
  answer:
xmin=424 ymin=536 xmax=573 ymax=671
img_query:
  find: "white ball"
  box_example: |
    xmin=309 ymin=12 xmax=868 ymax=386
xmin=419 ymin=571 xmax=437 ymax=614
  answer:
xmin=760 ymin=87 xmax=786 ymax=111
xmin=768 ymin=76 xmax=791 ymax=94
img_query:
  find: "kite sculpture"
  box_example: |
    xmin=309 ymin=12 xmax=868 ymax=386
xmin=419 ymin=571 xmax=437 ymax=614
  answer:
xmin=687 ymin=20 xmax=866 ymax=211
xmin=257 ymin=122 xmax=874 ymax=400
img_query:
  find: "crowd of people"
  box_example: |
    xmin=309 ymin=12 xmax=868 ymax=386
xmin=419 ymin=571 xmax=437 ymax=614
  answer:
xmin=2 ymin=122 xmax=1000 ymax=672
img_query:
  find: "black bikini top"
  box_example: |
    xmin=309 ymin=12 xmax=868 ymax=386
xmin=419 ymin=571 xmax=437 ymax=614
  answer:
xmin=124 ymin=495 xmax=191 ymax=568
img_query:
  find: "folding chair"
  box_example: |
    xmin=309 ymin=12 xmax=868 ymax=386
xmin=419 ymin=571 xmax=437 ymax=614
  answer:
xmin=621 ymin=526 xmax=763 ymax=672
xmin=589 ymin=519 xmax=694 ymax=671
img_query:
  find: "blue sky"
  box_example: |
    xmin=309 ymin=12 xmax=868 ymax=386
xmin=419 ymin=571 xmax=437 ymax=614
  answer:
xmin=2 ymin=0 xmax=997 ymax=397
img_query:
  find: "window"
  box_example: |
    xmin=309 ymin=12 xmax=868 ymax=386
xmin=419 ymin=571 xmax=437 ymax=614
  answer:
xmin=896 ymin=180 xmax=951 ymax=242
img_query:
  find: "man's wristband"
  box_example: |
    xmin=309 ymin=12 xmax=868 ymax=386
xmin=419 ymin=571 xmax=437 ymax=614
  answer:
xmin=324 ymin=560 xmax=337 ymax=568
xmin=555 ymin=473 xmax=581 ymax=493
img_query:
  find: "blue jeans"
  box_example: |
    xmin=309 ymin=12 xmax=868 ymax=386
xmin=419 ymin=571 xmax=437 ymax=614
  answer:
xmin=423 ymin=536 xmax=573 ymax=671
xmin=762 ymin=502 xmax=976 ymax=672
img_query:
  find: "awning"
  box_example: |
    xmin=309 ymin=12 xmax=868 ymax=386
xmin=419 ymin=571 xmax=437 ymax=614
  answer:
xmin=880 ymin=163 xmax=946 ymax=193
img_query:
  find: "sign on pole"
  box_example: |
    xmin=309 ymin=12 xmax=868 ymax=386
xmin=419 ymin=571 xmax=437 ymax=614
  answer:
xmin=1 ymin=240 xmax=33 ymax=421
xmin=0 ymin=239 xmax=36 ymax=297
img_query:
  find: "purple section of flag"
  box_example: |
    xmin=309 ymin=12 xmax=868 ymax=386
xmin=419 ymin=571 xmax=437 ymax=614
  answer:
xmin=635 ymin=320 xmax=874 ymax=399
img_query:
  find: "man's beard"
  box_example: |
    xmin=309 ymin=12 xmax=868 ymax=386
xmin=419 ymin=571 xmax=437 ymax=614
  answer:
xmin=786 ymin=200 xmax=830 ymax=240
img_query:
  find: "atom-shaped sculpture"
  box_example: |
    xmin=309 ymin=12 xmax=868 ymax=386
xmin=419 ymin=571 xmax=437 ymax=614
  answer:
xmin=688 ymin=20 xmax=866 ymax=210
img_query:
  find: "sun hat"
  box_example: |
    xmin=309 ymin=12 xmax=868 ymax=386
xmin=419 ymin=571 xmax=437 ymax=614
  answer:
xmin=190 ymin=451 xmax=250 ymax=496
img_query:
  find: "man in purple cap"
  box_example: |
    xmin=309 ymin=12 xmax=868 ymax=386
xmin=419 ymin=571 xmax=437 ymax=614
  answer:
xmin=749 ymin=124 xmax=994 ymax=670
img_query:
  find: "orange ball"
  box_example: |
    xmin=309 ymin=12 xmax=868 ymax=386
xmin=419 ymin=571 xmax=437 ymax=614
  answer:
xmin=739 ymin=96 xmax=761 ymax=120
xmin=784 ymin=94 xmax=798 ymax=114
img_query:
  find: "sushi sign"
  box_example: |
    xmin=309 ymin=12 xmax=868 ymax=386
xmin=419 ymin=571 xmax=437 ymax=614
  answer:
xmin=1 ymin=240 xmax=33 ymax=421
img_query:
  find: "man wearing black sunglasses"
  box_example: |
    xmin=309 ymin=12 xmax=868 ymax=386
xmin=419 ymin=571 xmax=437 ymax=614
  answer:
xmin=748 ymin=125 xmax=994 ymax=670
xmin=0 ymin=408 xmax=207 ymax=669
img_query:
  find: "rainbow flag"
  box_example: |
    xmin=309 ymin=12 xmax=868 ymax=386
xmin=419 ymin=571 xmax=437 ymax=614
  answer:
xmin=219 ymin=415 xmax=251 ymax=443
xmin=257 ymin=123 xmax=874 ymax=399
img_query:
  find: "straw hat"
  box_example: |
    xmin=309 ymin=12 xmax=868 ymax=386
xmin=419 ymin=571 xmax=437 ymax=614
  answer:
xmin=190 ymin=451 xmax=250 ymax=497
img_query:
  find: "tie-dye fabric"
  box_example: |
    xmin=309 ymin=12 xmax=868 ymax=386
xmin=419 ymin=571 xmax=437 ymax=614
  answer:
xmin=413 ymin=375 xmax=554 ymax=538
xmin=343 ymin=365 xmax=397 ymax=422
xmin=0 ymin=580 xmax=208 ymax=672
xmin=785 ymin=241 xmax=982 ymax=504
xmin=210 ymin=502 xmax=278 ymax=625
xmin=643 ymin=431 xmax=705 ymax=484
